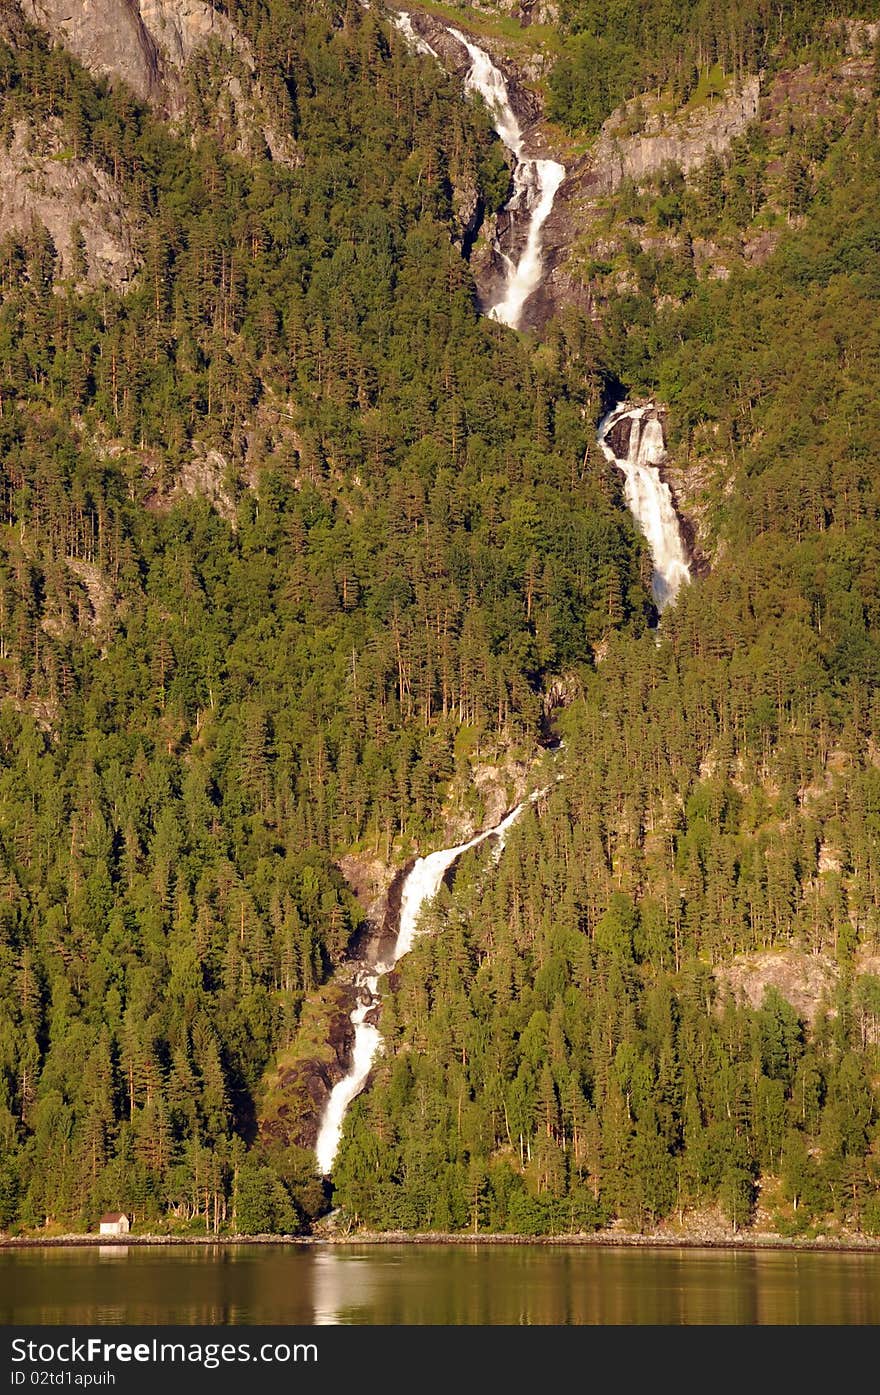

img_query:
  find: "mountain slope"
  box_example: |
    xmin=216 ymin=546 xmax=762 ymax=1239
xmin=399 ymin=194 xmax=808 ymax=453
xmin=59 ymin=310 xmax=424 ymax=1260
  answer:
xmin=2 ymin=0 xmax=880 ymax=1243
xmin=0 ymin=0 xmax=642 ymax=1233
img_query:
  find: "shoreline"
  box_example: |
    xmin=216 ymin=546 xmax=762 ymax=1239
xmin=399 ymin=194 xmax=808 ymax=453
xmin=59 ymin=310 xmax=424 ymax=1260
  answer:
xmin=4 ymin=1228 xmax=880 ymax=1255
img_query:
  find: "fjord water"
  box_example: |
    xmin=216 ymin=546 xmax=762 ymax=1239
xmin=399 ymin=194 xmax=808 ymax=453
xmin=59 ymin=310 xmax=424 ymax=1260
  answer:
xmin=3 ymin=1244 xmax=880 ymax=1324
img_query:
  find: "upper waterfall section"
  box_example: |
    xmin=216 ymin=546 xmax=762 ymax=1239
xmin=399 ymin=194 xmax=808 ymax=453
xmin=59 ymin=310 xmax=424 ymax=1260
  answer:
xmin=390 ymin=10 xmax=565 ymax=331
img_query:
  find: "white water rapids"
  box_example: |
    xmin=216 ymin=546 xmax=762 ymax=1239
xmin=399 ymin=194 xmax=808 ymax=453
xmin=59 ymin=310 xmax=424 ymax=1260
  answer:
xmin=598 ymin=402 xmax=691 ymax=611
xmin=314 ymin=793 xmax=544 ymax=1175
xmin=390 ymin=9 xmax=437 ymax=57
xmin=391 ymin=11 xmax=565 ymax=330
xmin=449 ymin=28 xmax=565 ymax=329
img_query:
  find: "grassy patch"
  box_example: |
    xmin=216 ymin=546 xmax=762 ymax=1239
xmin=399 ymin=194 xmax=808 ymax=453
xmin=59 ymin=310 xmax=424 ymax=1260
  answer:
xmin=682 ymin=63 xmax=730 ymax=112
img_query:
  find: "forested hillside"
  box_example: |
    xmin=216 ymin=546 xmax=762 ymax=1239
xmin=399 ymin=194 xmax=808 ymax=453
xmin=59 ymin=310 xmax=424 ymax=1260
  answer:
xmin=332 ymin=54 xmax=880 ymax=1238
xmin=546 ymin=0 xmax=880 ymax=131
xmin=0 ymin=0 xmax=642 ymax=1232
xmin=1 ymin=0 xmax=880 ymax=1241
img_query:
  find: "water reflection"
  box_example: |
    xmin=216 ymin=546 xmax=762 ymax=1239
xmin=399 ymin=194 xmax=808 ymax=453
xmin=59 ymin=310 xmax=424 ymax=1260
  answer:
xmin=312 ymin=1247 xmax=382 ymax=1325
xmin=1 ymin=1243 xmax=879 ymax=1325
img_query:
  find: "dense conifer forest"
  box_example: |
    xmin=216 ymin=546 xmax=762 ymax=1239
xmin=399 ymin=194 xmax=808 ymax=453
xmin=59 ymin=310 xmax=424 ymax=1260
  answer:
xmin=1 ymin=0 xmax=880 ymax=1239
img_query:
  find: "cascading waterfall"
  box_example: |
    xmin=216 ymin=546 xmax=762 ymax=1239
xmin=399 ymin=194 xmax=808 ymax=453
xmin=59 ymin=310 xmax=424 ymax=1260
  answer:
xmin=313 ymin=21 xmax=694 ymax=1181
xmin=391 ymin=11 xmax=564 ymax=330
xmin=598 ymin=402 xmax=691 ymax=611
xmin=313 ymin=976 xmax=383 ymax=1178
xmin=314 ymin=793 xmax=544 ymax=1175
xmin=389 ymin=9 xmax=437 ymax=58
xmin=390 ymin=9 xmax=690 ymax=609
xmin=448 ymin=28 xmax=565 ymax=329
xmin=314 ymin=10 xmax=571 ymax=1181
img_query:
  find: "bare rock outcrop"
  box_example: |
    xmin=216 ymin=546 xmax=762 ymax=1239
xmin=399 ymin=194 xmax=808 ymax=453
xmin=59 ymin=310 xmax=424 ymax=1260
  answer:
xmin=0 ymin=121 xmax=137 ymax=287
xmin=716 ymin=949 xmax=839 ymax=1025
xmin=16 ymin=0 xmax=297 ymax=162
xmin=587 ymin=77 xmax=761 ymax=195
xmin=20 ymin=0 xmax=162 ymax=102
xmin=141 ymin=443 xmax=239 ymax=526
xmin=715 ymin=947 xmax=880 ymax=1036
xmin=139 ymin=0 xmax=249 ymax=75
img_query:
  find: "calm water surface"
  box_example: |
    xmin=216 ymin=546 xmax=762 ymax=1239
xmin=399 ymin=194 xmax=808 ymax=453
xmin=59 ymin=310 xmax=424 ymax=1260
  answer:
xmin=2 ymin=1243 xmax=880 ymax=1325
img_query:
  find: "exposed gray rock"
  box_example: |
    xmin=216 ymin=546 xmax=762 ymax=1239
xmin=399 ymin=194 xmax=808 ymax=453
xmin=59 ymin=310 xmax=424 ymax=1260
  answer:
xmin=143 ymin=443 xmax=238 ymax=526
xmin=139 ymin=0 xmax=249 ymax=75
xmin=21 ymin=0 xmax=162 ymax=102
xmin=15 ymin=0 xmax=297 ymax=163
xmin=468 ymin=0 xmax=559 ymax=27
xmin=842 ymin=18 xmax=880 ymax=55
xmin=0 ymin=121 xmax=138 ymax=287
xmin=715 ymin=949 xmax=839 ymax=1024
xmin=587 ymin=77 xmax=761 ymax=196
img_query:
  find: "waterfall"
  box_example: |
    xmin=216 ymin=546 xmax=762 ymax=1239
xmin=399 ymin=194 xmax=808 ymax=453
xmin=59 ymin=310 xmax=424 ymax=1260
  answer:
xmin=388 ymin=12 xmax=689 ymax=598
xmin=389 ymin=10 xmax=437 ymax=57
xmin=390 ymin=11 xmax=564 ymax=330
xmin=448 ymin=28 xmax=565 ymax=329
xmin=314 ymin=791 xmax=545 ymax=1175
xmin=313 ymin=975 xmax=382 ymax=1178
xmin=598 ymin=402 xmax=691 ymax=611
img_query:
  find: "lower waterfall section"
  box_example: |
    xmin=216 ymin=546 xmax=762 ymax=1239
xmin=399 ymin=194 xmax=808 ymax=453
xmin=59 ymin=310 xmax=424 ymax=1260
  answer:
xmin=314 ymin=795 xmax=545 ymax=1175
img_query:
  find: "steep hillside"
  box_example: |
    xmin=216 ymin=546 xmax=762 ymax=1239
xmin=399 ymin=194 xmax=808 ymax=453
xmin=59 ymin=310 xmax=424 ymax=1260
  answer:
xmin=16 ymin=0 xmax=296 ymax=157
xmin=0 ymin=0 xmax=642 ymax=1234
xmin=2 ymin=0 xmax=880 ymax=1245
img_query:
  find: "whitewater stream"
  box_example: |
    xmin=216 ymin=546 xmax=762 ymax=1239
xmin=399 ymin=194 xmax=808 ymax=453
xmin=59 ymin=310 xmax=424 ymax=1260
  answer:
xmin=314 ymin=22 xmax=692 ymax=1179
xmin=598 ymin=402 xmax=691 ymax=610
xmin=392 ymin=11 xmax=565 ymax=329
xmin=449 ymin=28 xmax=565 ymax=328
xmin=314 ymin=794 xmax=545 ymax=1175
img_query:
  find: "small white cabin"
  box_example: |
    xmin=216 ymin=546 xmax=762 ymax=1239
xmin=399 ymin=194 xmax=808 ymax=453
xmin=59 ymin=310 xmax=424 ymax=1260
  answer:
xmin=98 ymin=1212 xmax=130 ymax=1236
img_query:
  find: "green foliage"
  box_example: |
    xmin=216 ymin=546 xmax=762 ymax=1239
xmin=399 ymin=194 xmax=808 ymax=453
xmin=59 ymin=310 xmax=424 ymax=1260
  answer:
xmin=234 ymin=1158 xmax=300 ymax=1235
xmin=546 ymin=34 xmax=639 ymax=133
xmin=3 ymin=0 xmax=880 ymax=1245
xmin=548 ymin=0 xmax=880 ymax=133
xmin=0 ymin=0 xmax=645 ymax=1233
xmin=330 ymin=90 xmax=880 ymax=1239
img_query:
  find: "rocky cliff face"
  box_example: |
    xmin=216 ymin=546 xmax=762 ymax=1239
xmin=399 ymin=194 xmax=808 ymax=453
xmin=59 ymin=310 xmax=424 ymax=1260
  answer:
xmin=588 ymin=78 xmax=761 ymax=195
xmin=16 ymin=0 xmax=296 ymax=162
xmin=140 ymin=0 xmax=249 ymax=77
xmin=531 ymin=77 xmax=762 ymax=325
xmin=20 ymin=0 xmax=163 ymax=103
xmin=396 ymin=9 xmax=765 ymax=333
xmin=0 ymin=120 xmax=138 ymax=287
